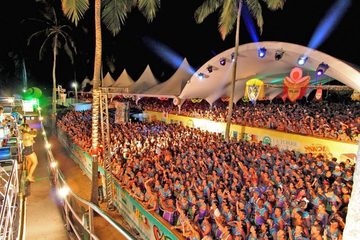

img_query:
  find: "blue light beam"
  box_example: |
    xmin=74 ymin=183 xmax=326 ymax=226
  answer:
xmin=308 ymin=0 xmax=351 ymax=50
xmin=143 ymin=36 xmax=195 ymax=74
xmin=242 ymin=6 xmax=260 ymax=46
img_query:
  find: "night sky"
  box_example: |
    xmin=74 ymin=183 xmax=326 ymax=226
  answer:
xmin=0 ymin=0 xmax=359 ymax=94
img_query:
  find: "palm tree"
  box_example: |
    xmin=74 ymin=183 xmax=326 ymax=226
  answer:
xmin=61 ymin=0 xmax=160 ymax=204
xmin=195 ymin=0 xmax=286 ymax=142
xmin=26 ymin=2 xmax=76 ymax=116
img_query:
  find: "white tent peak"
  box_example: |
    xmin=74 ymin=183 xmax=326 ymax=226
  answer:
xmin=144 ymin=58 xmax=192 ymax=96
xmin=102 ymin=72 xmax=115 ymax=87
xmin=113 ymin=69 xmax=135 ymax=88
xmin=129 ymin=65 xmax=159 ymax=94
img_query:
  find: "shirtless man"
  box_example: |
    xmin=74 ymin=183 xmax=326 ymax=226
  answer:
xmin=21 ymin=124 xmax=38 ymax=182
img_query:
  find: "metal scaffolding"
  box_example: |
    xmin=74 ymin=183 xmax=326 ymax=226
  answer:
xmin=99 ymin=90 xmax=114 ymax=210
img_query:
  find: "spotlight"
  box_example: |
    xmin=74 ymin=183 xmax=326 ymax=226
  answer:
xmin=275 ymin=50 xmax=284 ymax=61
xmin=231 ymin=52 xmax=235 ymax=62
xmin=316 ymin=62 xmax=329 ymax=76
xmin=219 ymin=57 xmax=226 ymax=66
xmin=207 ymin=65 xmax=213 ymax=73
xmin=197 ymin=73 xmax=205 ymax=80
xmin=258 ymin=47 xmax=267 ymax=58
xmin=297 ymin=55 xmax=308 ymax=66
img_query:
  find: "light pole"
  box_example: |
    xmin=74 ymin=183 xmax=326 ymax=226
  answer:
xmin=72 ymin=82 xmax=78 ymax=103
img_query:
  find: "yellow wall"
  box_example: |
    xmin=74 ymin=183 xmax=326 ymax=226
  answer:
xmin=145 ymin=111 xmax=358 ymax=162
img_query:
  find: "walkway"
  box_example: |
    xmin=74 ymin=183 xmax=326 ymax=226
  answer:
xmin=24 ymin=122 xmax=136 ymax=240
xmin=25 ymin=125 xmax=69 ymax=240
xmin=48 ymin=134 xmax=138 ymax=240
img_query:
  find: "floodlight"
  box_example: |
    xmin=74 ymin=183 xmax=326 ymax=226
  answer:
xmin=219 ymin=57 xmax=226 ymax=66
xmin=275 ymin=50 xmax=284 ymax=61
xmin=258 ymin=47 xmax=267 ymax=58
xmin=231 ymin=52 xmax=235 ymax=62
xmin=297 ymin=55 xmax=308 ymax=65
xmin=198 ymin=73 xmax=205 ymax=80
xmin=316 ymin=62 xmax=329 ymax=76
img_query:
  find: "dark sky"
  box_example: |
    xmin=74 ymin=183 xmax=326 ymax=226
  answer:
xmin=0 ymin=0 xmax=359 ymax=93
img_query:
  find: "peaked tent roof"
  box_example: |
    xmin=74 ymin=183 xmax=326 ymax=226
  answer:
xmin=102 ymin=72 xmax=115 ymax=87
xmin=179 ymin=41 xmax=360 ymax=102
xmin=113 ymin=69 xmax=135 ymax=88
xmin=144 ymin=58 xmax=192 ymax=96
xmin=129 ymin=65 xmax=159 ymax=94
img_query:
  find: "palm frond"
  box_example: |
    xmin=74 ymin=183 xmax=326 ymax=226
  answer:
xmin=245 ymin=0 xmax=264 ymax=34
xmin=61 ymin=0 xmax=89 ymax=26
xmin=263 ymin=0 xmax=286 ymax=10
xmin=39 ymin=33 xmax=56 ymax=61
xmin=64 ymin=40 xmax=75 ymax=64
xmin=194 ymin=0 xmax=221 ymax=24
xmin=27 ymin=30 xmax=47 ymax=46
xmin=102 ymin=0 xmax=133 ymax=36
xmin=218 ymin=0 xmax=238 ymax=39
xmin=137 ymin=0 xmax=160 ymax=22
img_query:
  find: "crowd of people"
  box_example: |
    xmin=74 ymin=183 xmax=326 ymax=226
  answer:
xmin=137 ymin=98 xmax=359 ymax=143
xmin=58 ymin=102 xmax=355 ymax=239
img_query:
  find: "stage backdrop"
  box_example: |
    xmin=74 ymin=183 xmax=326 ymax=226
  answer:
xmin=144 ymin=111 xmax=358 ymax=163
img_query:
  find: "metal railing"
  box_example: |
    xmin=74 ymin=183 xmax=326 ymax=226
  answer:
xmin=40 ymin=119 xmax=134 ymax=240
xmin=0 ymin=160 xmax=20 ymax=240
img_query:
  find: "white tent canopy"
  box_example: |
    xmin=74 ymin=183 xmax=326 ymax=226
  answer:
xmin=179 ymin=41 xmax=360 ymax=102
xmin=144 ymin=58 xmax=192 ymax=96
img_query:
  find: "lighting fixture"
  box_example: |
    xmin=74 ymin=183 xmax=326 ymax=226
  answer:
xmin=231 ymin=52 xmax=235 ymax=62
xmin=316 ymin=62 xmax=329 ymax=76
xmin=198 ymin=73 xmax=205 ymax=80
xmin=219 ymin=58 xmax=226 ymax=66
xmin=258 ymin=47 xmax=267 ymax=58
xmin=207 ymin=65 xmax=213 ymax=73
xmin=275 ymin=50 xmax=284 ymax=61
xmin=297 ymin=55 xmax=308 ymax=65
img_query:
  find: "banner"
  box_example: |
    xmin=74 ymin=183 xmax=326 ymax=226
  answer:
xmin=114 ymin=101 xmax=129 ymax=124
xmin=282 ymin=67 xmax=310 ymax=102
xmin=244 ymin=79 xmax=265 ymax=104
xmin=315 ymin=84 xmax=323 ymax=101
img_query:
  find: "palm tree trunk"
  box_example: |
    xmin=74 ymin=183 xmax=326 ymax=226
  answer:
xmin=90 ymin=0 xmax=102 ymax=205
xmin=225 ymin=0 xmax=242 ymax=142
xmin=51 ymin=37 xmax=58 ymax=134
xmin=52 ymin=37 xmax=58 ymax=116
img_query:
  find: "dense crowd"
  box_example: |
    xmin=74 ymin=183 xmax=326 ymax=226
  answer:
xmin=138 ymin=98 xmax=360 ymax=143
xmin=58 ymin=106 xmax=355 ymax=240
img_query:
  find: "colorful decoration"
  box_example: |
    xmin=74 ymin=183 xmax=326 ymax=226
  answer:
xmin=315 ymin=84 xmax=323 ymax=101
xmin=244 ymin=79 xmax=265 ymax=104
xmin=191 ymin=98 xmax=203 ymax=103
xmin=282 ymin=67 xmax=310 ymax=102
